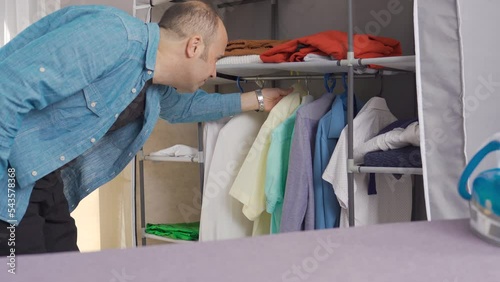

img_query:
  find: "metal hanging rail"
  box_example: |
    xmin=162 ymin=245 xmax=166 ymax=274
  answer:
xmin=353 ymin=166 xmax=423 ymax=175
xmin=236 ymin=74 xmax=377 ymax=81
xmin=215 ymin=0 xmax=268 ymax=9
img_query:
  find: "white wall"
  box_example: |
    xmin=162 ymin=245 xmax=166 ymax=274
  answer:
xmin=60 ymin=0 xmax=133 ymax=14
xmin=70 ymin=190 xmax=101 ymax=252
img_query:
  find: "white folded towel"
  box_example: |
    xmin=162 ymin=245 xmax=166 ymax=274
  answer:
xmin=150 ymin=144 xmax=198 ymax=158
xmin=216 ymin=55 xmax=263 ymax=65
xmin=354 ymin=122 xmax=420 ymax=164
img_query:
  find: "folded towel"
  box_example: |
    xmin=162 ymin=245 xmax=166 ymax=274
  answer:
xmin=260 ymin=30 xmax=402 ymax=63
xmin=355 ymin=120 xmax=419 ymax=164
xmin=364 ymin=147 xmax=422 ymax=168
xmin=224 ymin=39 xmax=289 ymax=57
xmin=303 ymin=53 xmax=333 ymax=62
xmin=145 ymin=222 xmax=200 ymax=241
xmin=217 ymin=55 xmax=263 ymax=65
xmin=150 ymin=144 xmax=198 ymax=158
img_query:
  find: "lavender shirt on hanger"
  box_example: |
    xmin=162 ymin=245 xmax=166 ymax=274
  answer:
xmin=280 ymin=92 xmax=335 ymax=233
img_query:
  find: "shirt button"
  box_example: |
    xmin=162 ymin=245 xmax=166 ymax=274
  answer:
xmin=60 ymin=156 xmax=66 ymax=161
xmin=32 ymin=171 xmax=38 ymax=176
xmin=90 ymin=102 xmax=97 ymax=108
xmin=115 ymin=114 xmax=119 ymax=118
xmin=147 ymin=71 xmax=152 ymax=75
xmin=90 ymin=138 xmax=96 ymax=143
xmin=131 ymin=88 xmax=137 ymax=94
xmin=39 ymin=67 xmax=45 ymax=73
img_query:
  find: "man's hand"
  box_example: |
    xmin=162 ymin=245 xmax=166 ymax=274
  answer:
xmin=241 ymin=87 xmax=293 ymax=112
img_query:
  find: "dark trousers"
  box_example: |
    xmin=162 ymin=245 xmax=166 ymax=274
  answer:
xmin=0 ymin=171 xmax=79 ymax=255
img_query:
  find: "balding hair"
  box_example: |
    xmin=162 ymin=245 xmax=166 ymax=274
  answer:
xmin=159 ymin=1 xmax=220 ymax=59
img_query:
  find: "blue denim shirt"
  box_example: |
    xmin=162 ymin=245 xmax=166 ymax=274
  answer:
xmin=0 ymin=5 xmax=241 ymax=224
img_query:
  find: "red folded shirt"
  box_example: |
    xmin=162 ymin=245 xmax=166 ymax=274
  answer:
xmin=260 ymin=30 xmax=402 ymax=63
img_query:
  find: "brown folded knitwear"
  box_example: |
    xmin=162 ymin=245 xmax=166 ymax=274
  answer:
xmin=224 ymin=39 xmax=290 ymax=57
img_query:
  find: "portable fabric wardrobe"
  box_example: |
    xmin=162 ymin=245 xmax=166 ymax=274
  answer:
xmin=415 ymin=0 xmax=500 ymax=220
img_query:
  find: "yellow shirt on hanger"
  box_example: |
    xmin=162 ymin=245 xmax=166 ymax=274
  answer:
xmin=229 ymin=85 xmax=303 ymax=236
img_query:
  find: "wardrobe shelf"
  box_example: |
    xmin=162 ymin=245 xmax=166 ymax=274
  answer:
xmin=144 ymin=155 xmax=200 ymax=163
xmin=143 ymin=232 xmax=197 ymax=244
xmin=212 ymin=55 xmax=415 ymax=80
xmin=352 ymin=166 xmax=423 ymax=175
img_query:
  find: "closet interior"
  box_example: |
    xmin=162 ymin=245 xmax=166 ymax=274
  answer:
xmin=134 ymin=0 xmax=426 ymax=245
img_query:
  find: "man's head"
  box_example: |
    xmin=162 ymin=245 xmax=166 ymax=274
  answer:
xmin=155 ymin=1 xmax=227 ymax=92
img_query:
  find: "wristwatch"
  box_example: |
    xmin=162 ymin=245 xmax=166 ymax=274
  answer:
xmin=255 ymin=89 xmax=265 ymax=112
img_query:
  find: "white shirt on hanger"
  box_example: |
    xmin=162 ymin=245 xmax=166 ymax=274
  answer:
xmin=322 ymin=97 xmax=413 ymax=227
xmin=202 ymin=117 xmax=232 ymax=191
xmin=200 ymin=112 xmax=267 ymax=241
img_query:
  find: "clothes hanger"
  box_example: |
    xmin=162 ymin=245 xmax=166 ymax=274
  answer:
xmin=342 ymin=73 xmax=360 ymax=110
xmin=255 ymin=78 xmax=265 ymax=89
xmin=323 ymin=73 xmax=337 ymax=93
xmin=342 ymin=73 xmax=348 ymax=92
xmin=377 ymin=71 xmax=384 ymax=97
xmin=301 ymin=76 xmax=315 ymax=105
xmin=236 ymin=76 xmax=244 ymax=93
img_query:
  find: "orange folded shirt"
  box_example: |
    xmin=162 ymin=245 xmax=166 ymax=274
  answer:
xmin=260 ymin=30 xmax=402 ymax=63
xmin=224 ymin=39 xmax=290 ymax=57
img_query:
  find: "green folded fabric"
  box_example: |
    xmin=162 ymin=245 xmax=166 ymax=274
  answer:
xmin=145 ymin=222 xmax=200 ymax=241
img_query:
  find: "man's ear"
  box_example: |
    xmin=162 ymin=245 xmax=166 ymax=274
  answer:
xmin=186 ymin=35 xmax=203 ymax=58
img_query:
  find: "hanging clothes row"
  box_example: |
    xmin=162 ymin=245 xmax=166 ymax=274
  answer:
xmin=200 ymin=78 xmax=421 ymax=241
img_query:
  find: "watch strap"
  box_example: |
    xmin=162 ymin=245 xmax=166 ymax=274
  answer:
xmin=255 ymin=89 xmax=265 ymax=112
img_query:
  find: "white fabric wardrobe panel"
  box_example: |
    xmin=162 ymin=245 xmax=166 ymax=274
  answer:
xmin=458 ymin=0 xmax=500 ymax=177
xmin=414 ymin=0 xmax=468 ymax=220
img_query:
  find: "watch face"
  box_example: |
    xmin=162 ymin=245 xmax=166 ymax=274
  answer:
xmin=256 ymin=89 xmax=264 ymax=111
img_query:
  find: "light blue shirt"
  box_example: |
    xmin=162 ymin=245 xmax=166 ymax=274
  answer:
xmin=313 ymin=92 xmax=362 ymax=229
xmin=0 ymin=5 xmax=241 ymax=224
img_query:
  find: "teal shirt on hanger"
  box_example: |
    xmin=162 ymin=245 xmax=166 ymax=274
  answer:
xmin=265 ymin=109 xmax=299 ymax=234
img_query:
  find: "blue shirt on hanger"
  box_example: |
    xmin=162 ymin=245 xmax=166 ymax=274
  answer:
xmin=313 ymin=92 xmax=363 ymax=229
xmin=0 ymin=5 xmax=241 ymax=224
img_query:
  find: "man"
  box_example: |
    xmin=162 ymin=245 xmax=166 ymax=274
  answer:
xmin=0 ymin=1 xmax=291 ymax=255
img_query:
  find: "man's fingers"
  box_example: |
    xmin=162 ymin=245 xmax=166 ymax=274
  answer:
xmin=280 ymin=87 xmax=293 ymax=96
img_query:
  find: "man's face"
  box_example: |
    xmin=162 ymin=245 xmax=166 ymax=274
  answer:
xmin=186 ymin=20 xmax=227 ymax=92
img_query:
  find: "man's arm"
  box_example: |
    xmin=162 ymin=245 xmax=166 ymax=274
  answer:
xmin=159 ymin=87 xmax=292 ymax=123
xmin=240 ymin=88 xmax=292 ymax=112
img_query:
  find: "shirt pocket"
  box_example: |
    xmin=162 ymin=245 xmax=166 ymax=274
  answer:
xmin=83 ymin=84 xmax=108 ymax=117
xmin=49 ymin=86 xmax=109 ymax=131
